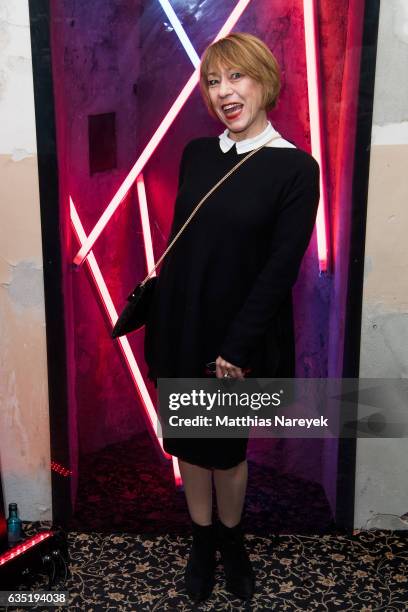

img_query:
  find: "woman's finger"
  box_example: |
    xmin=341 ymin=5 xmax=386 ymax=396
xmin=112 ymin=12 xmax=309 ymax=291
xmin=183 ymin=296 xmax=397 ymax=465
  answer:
xmin=216 ymin=356 xmax=246 ymax=378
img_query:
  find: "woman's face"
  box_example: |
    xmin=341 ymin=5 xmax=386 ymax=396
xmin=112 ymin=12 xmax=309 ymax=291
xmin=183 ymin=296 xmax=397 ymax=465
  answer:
xmin=206 ymin=63 xmax=267 ymax=141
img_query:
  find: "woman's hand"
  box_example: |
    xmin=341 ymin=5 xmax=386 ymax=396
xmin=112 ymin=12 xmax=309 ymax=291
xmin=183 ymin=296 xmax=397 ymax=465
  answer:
xmin=215 ymin=355 xmax=245 ymax=379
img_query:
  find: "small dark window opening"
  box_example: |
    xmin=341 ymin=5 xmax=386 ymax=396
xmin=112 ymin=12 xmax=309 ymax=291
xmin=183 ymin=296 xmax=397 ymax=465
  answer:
xmin=88 ymin=112 xmax=117 ymax=175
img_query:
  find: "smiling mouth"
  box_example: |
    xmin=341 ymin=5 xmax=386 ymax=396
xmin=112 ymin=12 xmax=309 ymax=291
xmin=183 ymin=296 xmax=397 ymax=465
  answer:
xmin=221 ymin=103 xmax=243 ymax=119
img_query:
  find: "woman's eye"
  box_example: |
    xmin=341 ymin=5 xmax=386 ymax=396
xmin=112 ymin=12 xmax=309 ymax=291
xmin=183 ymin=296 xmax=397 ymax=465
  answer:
xmin=208 ymin=79 xmax=218 ymax=87
xmin=231 ymin=72 xmax=242 ymax=79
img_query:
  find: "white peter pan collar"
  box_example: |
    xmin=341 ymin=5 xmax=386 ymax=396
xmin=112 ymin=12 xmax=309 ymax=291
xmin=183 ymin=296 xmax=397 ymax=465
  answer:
xmin=218 ymin=120 xmax=291 ymax=153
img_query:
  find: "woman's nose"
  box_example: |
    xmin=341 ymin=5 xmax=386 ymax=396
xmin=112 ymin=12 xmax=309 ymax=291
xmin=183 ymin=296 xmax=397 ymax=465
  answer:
xmin=218 ymin=78 xmax=233 ymax=98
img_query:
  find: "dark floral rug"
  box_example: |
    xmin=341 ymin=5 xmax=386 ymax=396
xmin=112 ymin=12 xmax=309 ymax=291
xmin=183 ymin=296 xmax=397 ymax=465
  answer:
xmin=4 ymin=522 xmax=408 ymax=611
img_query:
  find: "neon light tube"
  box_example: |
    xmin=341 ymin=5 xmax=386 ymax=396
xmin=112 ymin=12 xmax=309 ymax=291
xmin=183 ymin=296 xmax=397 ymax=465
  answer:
xmin=51 ymin=461 xmax=72 ymax=477
xmin=73 ymin=69 xmax=199 ymax=266
xmin=212 ymin=0 xmax=252 ymax=41
xmin=136 ymin=174 xmax=156 ymax=274
xmin=303 ymin=0 xmax=329 ymax=272
xmin=70 ymin=197 xmax=170 ymax=459
xmin=172 ymin=456 xmax=183 ymax=487
xmin=158 ymin=0 xmax=200 ymax=67
xmin=0 ymin=532 xmax=53 ymax=566
xmin=73 ymin=0 xmax=253 ymax=266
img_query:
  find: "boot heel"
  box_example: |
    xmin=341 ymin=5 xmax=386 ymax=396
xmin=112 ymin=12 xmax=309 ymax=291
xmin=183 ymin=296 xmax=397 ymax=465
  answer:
xmin=184 ymin=521 xmax=217 ymax=602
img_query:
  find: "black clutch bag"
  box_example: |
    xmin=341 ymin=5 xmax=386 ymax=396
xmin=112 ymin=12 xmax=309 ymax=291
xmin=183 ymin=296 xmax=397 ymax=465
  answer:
xmin=111 ymin=138 xmax=275 ymax=340
xmin=111 ymin=277 xmax=157 ymax=338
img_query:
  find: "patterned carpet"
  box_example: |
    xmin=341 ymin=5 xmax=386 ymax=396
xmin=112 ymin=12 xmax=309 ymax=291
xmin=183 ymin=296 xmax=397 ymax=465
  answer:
xmin=5 ymin=523 xmax=408 ymax=611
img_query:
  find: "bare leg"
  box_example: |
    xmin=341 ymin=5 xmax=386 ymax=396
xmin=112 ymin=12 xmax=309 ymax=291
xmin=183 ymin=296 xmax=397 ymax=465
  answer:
xmin=213 ymin=460 xmax=248 ymax=527
xmin=179 ymin=459 xmax=213 ymax=525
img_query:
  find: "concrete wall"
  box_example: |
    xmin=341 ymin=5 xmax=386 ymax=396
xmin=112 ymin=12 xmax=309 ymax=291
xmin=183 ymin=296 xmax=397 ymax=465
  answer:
xmin=355 ymin=0 xmax=408 ymax=530
xmin=0 ymin=0 xmax=51 ymax=521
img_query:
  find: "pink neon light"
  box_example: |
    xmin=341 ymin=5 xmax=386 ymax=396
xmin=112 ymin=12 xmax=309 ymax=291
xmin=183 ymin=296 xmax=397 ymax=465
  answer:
xmin=73 ymin=0 xmax=252 ymax=266
xmin=303 ymin=0 xmax=329 ymax=272
xmin=212 ymin=0 xmax=252 ymax=41
xmin=172 ymin=455 xmax=182 ymax=487
xmin=51 ymin=460 xmax=72 ymax=477
xmin=70 ymin=197 xmax=171 ymax=461
xmin=136 ymin=174 xmax=156 ymax=274
xmin=0 ymin=532 xmax=53 ymax=566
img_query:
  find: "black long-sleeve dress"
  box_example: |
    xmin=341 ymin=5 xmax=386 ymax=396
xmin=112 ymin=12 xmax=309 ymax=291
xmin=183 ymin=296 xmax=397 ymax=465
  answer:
xmin=144 ymin=137 xmax=320 ymax=469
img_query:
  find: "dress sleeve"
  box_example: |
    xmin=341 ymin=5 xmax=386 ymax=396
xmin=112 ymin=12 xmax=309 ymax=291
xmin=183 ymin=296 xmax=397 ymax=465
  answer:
xmin=219 ymin=154 xmax=321 ymax=368
xmin=177 ymin=147 xmax=187 ymax=189
xmin=165 ymin=140 xmax=194 ymax=245
xmin=177 ymin=139 xmax=195 ymax=189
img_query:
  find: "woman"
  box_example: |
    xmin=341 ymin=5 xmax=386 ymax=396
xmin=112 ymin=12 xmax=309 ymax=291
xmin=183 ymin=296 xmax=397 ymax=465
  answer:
xmin=144 ymin=32 xmax=320 ymax=602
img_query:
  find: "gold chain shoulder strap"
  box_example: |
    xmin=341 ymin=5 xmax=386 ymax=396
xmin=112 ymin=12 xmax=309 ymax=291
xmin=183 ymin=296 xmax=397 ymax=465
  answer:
xmin=141 ymin=135 xmax=280 ymax=285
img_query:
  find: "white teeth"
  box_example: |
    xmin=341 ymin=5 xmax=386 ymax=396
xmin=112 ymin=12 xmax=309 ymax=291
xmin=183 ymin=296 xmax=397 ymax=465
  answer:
xmin=222 ymin=103 xmax=242 ymax=111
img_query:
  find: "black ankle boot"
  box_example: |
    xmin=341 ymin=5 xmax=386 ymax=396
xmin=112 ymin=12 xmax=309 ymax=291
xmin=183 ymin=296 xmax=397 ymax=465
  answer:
xmin=184 ymin=521 xmax=217 ymax=602
xmin=216 ymin=519 xmax=255 ymax=600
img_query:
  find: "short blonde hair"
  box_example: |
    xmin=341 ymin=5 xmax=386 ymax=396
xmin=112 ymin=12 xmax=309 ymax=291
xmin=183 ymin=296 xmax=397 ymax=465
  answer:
xmin=199 ymin=32 xmax=281 ymax=119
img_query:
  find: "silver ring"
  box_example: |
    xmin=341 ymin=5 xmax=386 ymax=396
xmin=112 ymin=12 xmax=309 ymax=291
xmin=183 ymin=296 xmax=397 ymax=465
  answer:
xmin=223 ymin=372 xmax=230 ymax=378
